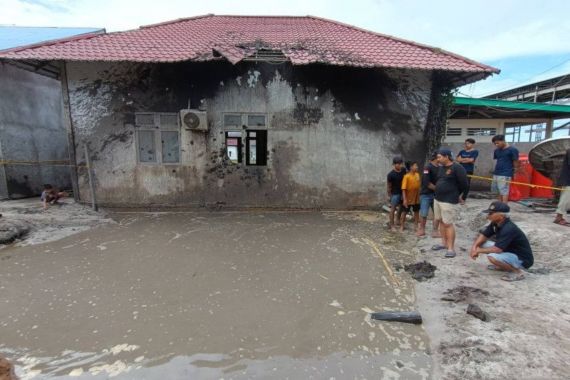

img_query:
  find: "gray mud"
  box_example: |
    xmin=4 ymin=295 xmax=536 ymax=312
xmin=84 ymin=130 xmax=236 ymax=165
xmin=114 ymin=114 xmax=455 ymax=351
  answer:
xmin=0 ymin=211 xmax=431 ymax=379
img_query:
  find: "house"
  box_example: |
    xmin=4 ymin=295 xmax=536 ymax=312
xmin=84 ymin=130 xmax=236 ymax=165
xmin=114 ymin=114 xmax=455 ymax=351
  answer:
xmin=444 ymin=75 xmax=570 ymax=186
xmin=0 ymin=26 xmax=104 ymax=199
xmin=0 ymin=15 xmax=497 ymax=208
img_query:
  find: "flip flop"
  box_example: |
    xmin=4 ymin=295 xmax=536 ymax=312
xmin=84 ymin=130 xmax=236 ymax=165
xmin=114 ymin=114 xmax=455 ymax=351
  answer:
xmin=553 ymin=219 xmax=570 ymax=227
xmin=444 ymin=250 xmax=456 ymax=258
xmin=487 ymin=264 xmax=501 ymax=271
xmin=431 ymin=244 xmax=446 ymax=251
xmin=501 ymin=272 xmax=525 ymax=282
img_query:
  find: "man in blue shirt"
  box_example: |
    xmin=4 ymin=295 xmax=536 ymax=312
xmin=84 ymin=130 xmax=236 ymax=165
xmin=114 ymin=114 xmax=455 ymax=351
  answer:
xmin=491 ymin=134 xmax=520 ymax=203
xmin=456 ymin=138 xmax=479 ymax=199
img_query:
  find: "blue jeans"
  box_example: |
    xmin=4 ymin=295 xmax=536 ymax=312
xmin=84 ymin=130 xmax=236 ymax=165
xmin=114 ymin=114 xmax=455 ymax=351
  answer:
xmin=482 ymin=242 xmax=524 ymax=269
xmin=419 ymin=194 xmax=434 ymax=218
xmin=390 ymin=194 xmax=402 ymax=206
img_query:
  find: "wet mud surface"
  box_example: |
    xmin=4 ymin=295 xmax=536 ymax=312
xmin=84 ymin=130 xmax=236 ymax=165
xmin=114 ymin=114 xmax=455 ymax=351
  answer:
xmin=0 ymin=211 xmax=431 ymax=379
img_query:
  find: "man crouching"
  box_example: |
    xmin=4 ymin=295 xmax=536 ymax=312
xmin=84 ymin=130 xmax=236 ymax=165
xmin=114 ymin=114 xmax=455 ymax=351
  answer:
xmin=469 ymin=201 xmax=533 ymax=281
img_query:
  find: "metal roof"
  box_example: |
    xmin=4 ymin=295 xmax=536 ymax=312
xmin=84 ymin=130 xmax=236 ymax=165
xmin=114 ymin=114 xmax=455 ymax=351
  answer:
xmin=0 ymin=14 xmax=498 ymax=85
xmin=451 ymin=96 xmax=570 ymax=119
xmin=0 ymin=26 xmax=104 ymax=50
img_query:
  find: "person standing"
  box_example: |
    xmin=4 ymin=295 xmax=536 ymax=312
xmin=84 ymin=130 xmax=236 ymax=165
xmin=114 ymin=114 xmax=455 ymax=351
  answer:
xmin=491 ymin=135 xmax=520 ymax=203
xmin=553 ymin=148 xmax=570 ymax=226
xmin=417 ymin=152 xmax=440 ymax=237
xmin=386 ymin=157 xmax=406 ymax=231
xmin=470 ymin=201 xmax=533 ymax=281
xmin=400 ymin=161 xmax=421 ymax=232
xmin=456 ymin=138 xmax=479 ymax=199
xmin=431 ymin=149 xmax=469 ymax=258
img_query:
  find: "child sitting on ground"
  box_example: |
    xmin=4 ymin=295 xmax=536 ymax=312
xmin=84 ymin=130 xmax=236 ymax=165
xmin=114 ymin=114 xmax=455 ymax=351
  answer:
xmin=41 ymin=184 xmax=67 ymax=210
xmin=400 ymin=162 xmax=421 ymax=232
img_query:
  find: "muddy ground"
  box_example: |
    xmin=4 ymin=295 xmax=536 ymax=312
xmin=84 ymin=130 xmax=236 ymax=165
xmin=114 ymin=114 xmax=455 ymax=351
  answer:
xmin=0 ymin=202 xmax=429 ymax=379
xmin=414 ymin=198 xmax=570 ymax=380
xmin=1 ymin=197 xmax=569 ymax=379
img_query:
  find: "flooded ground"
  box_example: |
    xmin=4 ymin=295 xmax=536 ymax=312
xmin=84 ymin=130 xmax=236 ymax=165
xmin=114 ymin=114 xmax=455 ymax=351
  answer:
xmin=0 ymin=210 xmax=431 ymax=379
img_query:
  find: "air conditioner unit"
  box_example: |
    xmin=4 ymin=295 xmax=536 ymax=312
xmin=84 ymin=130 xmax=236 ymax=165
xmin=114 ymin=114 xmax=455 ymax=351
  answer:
xmin=180 ymin=109 xmax=208 ymax=131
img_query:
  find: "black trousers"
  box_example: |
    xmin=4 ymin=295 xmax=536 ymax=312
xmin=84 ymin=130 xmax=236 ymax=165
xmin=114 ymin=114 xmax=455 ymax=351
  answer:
xmin=464 ymin=171 xmax=474 ymax=199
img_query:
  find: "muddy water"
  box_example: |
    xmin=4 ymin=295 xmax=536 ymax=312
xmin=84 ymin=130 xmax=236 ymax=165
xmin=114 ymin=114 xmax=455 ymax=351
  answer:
xmin=0 ymin=211 xmax=431 ymax=379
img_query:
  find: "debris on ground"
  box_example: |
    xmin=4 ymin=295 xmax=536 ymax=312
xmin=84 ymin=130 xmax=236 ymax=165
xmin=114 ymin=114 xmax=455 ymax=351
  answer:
xmin=441 ymin=286 xmax=489 ymax=303
xmin=404 ymin=261 xmax=437 ymax=281
xmin=466 ymin=304 xmax=490 ymax=322
xmin=527 ymin=267 xmax=552 ymax=275
xmin=0 ymin=219 xmax=30 ymax=244
xmin=0 ymin=355 xmax=16 ymax=380
xmin=0 ymin=198 xmax=113 ymax=246
xmin=371 ymin=311 xmax=423 ymax=324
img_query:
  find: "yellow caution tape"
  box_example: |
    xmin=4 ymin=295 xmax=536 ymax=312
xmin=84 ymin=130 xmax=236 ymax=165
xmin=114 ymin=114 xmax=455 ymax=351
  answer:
xmin=468 ymin=174 xmax=566 ymax=191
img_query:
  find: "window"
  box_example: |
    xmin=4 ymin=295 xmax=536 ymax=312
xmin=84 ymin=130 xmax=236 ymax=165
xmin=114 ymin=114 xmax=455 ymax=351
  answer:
xmin=222 ymin=113 xmax=268 ymax=166
xmin=224 ymin=114 xmax=243 ymax=127
xmin=225 ymin=131 xmax=242 ymax=163
xmin=446 ymin=128 xmax=462 ymax=137
xmin=248 ymin=115 xmax=266 ymax=127
xmin=504 ymin=122 xmax=546 ymax=143
xmin=246 ymin=130 xmax=267 ymax=166
xmin=467 ymin=127 xmax=497 ymax=136
xmin=136 ymin=112 xmax=180 ymax=164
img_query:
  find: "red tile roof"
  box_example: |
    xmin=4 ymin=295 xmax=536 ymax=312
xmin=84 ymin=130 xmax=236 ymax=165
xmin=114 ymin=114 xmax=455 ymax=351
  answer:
xmin=0 ymin=15 xmax=498 ymax=75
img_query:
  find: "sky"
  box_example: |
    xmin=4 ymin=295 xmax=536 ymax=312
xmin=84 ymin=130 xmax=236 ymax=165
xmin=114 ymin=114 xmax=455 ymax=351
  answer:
xmin=1 ymin=0 xmax=569 ymax=97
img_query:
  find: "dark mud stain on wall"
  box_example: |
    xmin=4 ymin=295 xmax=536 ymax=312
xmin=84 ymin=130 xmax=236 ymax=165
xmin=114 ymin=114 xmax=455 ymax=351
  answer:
xmin=68 ymin=60 xmax=436 ymax=208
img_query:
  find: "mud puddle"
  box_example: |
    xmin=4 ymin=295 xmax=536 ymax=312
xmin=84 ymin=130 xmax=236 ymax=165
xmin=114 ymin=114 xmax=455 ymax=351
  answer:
xmin=0 ymin=211 xmax=431 ymax=379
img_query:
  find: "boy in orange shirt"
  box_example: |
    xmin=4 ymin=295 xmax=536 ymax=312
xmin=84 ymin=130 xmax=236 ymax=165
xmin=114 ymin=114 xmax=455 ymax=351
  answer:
xmin=400 ymin=162 xmax=421 ymax=232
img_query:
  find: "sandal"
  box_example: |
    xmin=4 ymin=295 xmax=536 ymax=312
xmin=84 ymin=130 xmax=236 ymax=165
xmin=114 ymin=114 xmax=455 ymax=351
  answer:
xmin=487 ymin=264 xmax=504 ymax=271
xmin=431 ymin=244 xmax=446 ymax=251
xmin=444 ymin=250 xmax=456 ymax=258
xmin=553 ymin=219 xmax=570 ymax=227
xmin=501 ymin=272 xmax=525 ymax=282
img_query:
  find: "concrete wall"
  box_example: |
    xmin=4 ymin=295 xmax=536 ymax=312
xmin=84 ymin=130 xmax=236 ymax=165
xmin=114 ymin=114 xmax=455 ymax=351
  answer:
xmin=0 ymin=63 xmax=71 ymax=198
xmin=66 ymin=61 xmax=435 ymax=208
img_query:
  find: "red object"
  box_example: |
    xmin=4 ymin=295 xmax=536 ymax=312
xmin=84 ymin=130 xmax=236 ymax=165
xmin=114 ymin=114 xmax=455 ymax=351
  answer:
xmin=0 ymin=15 xmax=498 ymax=75
xmin=530 ymin=170 xmax=554 ymax=198
xmin=509 ymin=154 xmax=532 ymax=201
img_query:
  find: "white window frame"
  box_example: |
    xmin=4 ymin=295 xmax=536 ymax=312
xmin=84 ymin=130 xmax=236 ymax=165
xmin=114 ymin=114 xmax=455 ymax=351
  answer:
xmin=135 ymin=112 xmax=180 ymax=165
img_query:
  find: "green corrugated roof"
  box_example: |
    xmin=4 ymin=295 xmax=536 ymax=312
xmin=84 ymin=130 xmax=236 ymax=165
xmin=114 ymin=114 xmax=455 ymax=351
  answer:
xmin=454 ymin=97 xmax=570 ymax=113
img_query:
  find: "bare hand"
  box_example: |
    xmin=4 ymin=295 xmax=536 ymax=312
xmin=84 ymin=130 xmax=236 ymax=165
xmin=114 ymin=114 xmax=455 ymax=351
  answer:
xmin=469 ymin=248 xmax=479 ymax=260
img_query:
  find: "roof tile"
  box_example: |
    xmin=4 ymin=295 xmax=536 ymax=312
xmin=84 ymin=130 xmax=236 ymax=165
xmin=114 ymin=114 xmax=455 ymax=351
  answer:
xmin=0 ymin=15 xmax=498 ymax=74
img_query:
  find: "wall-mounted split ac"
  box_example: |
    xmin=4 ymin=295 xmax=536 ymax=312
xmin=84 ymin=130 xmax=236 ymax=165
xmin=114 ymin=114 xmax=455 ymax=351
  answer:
xmin=180 ymin=109 xmax=208 ymax=131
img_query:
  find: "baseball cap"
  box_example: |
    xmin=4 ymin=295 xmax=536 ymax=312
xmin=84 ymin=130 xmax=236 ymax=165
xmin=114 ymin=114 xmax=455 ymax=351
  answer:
xmin=438 ymin=148 xmax=453 ymax=158
xmin=482 ymin=201 xmax=510 ymax=214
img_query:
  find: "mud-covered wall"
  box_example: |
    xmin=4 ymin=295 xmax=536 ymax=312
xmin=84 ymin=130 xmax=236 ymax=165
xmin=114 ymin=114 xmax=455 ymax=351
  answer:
xmin=66 ymin=61 xmax=434 ymax=208
xmin=0 ymin=63 xmax=71 ymax=199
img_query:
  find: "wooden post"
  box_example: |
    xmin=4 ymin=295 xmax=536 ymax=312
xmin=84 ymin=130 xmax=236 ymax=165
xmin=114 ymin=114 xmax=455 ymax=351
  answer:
xmin=84 ymin=145 xmax=98 ymax=211
xmin=60 ymin=61 xmax=80 ymax=201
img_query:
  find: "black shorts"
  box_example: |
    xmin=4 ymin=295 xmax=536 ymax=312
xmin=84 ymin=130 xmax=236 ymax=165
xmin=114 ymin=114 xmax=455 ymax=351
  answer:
xmin=401 ymin=204 xmax=420 ymax=212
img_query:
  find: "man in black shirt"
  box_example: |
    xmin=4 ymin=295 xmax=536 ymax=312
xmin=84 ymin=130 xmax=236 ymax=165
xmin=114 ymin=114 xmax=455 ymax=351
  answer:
xmin=470 ymin=201 xmax=533 ymax=281
xmin=417 ymin=151 xmax=440 ymax=237
xmin=431 ymin=149 xmax=468 ymax=258
xmin=553 ymin=148 xmax=570 ymax=226
xmin=387 ymin=157 xmax=406 ymax=231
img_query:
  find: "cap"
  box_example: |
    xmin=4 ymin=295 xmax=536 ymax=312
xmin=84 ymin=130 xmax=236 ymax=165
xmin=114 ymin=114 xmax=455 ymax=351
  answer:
xmin=392 ymin=157 xmax=403 ymax=164
xmin=438 ymin=148 xmax=453 ymax=158
xmin=482 ymin=201 xmax=510 ymax=214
